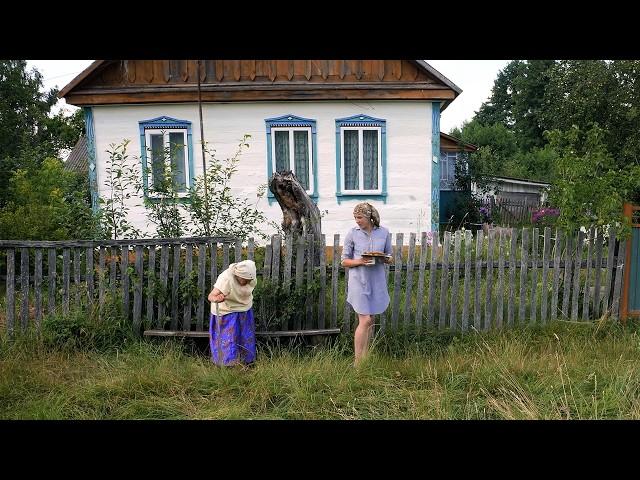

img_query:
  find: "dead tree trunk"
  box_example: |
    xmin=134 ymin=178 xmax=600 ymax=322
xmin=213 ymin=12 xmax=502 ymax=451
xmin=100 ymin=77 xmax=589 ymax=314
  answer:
xmin=269 ymin=171 xmax=322 ymax=264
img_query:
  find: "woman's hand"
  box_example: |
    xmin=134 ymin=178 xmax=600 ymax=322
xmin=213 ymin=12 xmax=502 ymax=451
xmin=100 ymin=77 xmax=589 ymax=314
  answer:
xmin=208 ymin=288 xmax=226 ymax=303
xmin=211 ymin=293 xmax=225 ymax=303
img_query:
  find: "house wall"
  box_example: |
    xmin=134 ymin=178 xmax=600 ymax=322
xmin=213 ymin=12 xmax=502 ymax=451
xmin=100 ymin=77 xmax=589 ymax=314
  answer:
xmin=91 ymin=101 xmax=433 ymax=241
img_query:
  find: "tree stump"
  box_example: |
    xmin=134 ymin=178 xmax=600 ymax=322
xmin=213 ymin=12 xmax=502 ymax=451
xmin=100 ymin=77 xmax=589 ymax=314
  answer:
xmin=269 ymin=171 xmax=322 ymax=264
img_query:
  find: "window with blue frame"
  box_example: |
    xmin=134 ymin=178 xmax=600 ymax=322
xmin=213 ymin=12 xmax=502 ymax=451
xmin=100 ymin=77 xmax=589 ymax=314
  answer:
xmin=265 ymin=115 xmax=317 ymax=198
xmin=336 ymin=115 xmax=386 ymax=198
xmin=139 ymin=116 xmax=194 ymax=196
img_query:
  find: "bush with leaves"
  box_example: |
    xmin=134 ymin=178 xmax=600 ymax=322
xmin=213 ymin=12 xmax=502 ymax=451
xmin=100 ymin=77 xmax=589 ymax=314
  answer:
xmin=0 ymin=157 xmax=98 ymax=240
xmin=547 ymin=123 xmax=640 ymax=239
xmin=96 ymin=140 xmax=142 ymax=240
xmin=186 ymin=135 xmax=271 ymax=241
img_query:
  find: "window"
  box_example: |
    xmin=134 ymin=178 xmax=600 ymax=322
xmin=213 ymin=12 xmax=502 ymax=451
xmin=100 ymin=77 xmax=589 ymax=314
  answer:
xmin=336 ymin=115 xmax=386 ymax=199
xmin=265 ymin=115 xmax=317 ymax=201
xmin=440 ymin=151 xmax=458 ymax=190
xmin=139 ymin=116 xmax=193 ymax=197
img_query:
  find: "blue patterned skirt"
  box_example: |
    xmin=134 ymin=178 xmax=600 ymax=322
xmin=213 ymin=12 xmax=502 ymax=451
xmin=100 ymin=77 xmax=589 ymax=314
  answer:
xmin=209 ymin=309 xmax=256 ymax=366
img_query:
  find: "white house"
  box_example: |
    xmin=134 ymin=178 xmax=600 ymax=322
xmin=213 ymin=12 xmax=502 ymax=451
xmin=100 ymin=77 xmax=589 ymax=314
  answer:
xmin=60 ymin=60 xmax=462 ymax=240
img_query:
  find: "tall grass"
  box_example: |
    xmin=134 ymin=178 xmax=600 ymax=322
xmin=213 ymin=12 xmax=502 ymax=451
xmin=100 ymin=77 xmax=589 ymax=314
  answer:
xmin=2 ymin=318 xmax=640 ymax=419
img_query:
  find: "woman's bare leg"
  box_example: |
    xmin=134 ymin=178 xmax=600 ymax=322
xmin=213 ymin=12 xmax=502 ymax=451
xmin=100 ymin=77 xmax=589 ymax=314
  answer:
xmin=354 ymin=313 xmax=374 ymax=366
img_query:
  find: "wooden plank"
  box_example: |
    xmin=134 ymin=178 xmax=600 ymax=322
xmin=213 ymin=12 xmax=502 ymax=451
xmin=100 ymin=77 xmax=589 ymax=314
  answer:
xmin=294 ymin=235 xmax=305 ymax=331
xmin=209 ymin=241 xmax=218 ymax=291
xmin=133 ymin=245 xmax=144 ymax=333
xmin=391 ymin=233 xmax=404 ymax=330
xmin=496 ymin=230 xmax=506 ymax=329
xmin=196 ymin=244 xmax=206 ymax=331
xmin=474 ymin=232 xmax=483 ymax=331
xmin=262 ymin=242 xmax=273 ymax=330
xmin=380 ymin=232 xmax=392 ymax=331
xmin=318 ymin=234 xmax=326 ymax=330
xmin=235 ymin=240 xmax=242 ymax=263
xmin=571 ymin=230 xmax=586 ymax=320
xmin=342 ymin=265 xmax=352 ymax=334
xmin=331 ymin=234 xmax=340 ymax=329
xmin=551 ymin=230 xmax=563 ymax=321
xmin=48 ymin=248 xmax=56 ymax=315
xmin=485 ymin=230 xmax=495 ymax=330
xmin=121 ymin=246 xmax=130 ymax=321
xmin=540 ymin=228 xmax=551 ymax=324
xmin=404 ymin=233 xmax=416 ymax=328
xmin=271 ymin=235 xmax=281 ymax=284
xmin=183 ymin=244 xmax=193 ymax=331
xmin=427 ymin=233 xmax=438 ymax=328
xmin=98 ymin=247 xmax=107 ymax=319
xmin=561 ymin=232 xmax=574 ymax=319
xmin=283 ymin=234 xmax=293 ymax=294
xmin=306 ymin=234 xmax=314 ymax=329
xmin=462 ymin=230 xmax=472 ymax=332
xmin=223 ymin=243 xmax=230 ymax=271
xmin=518 ymin=228 xmax=530 ymax=324
xmin=147 ymin=247 xmax=156 ymax=328
xmin=63 ymin=248 xmax=70 ymax=316
xmin=86 ymin=247 xmax=94 ymax=307
xmin=529 ymin=228 xmax=539 ymax=325
xmin=507 ymin=229 xmax=518 ymax=326
xmin=601 ymin=231 xmax=617 ymax=316
xmin=439 ymin=232 xmax=451 ymax=329
xmin=415 ymin=232 xmax=428 ymax=329
xmin=20 ymin=248 xmax=29 ymax=331
xmin=248 ymin=238 xmax=255 ymax=262
xmin=73 ymin=248 xmax=81 ymax=309
xmin=593 ymin=229 xmax=604 ymax=318
xmin=171 ymin=245 xmax=180 ymax=330
xmin=6 ymin=249 xmax=15 ymax=335
xmin=34 ymin=249 xmax=43 ymax=329
xmin=450 ymin=232 xmax=462 ymax=330
xmin=582 ymin=228 xmax=594 ymax=321
xmin=158 ymin=245 xmax=169 ymax=327
xmin=109 ymin=246 xmax=117 ymax=298
xmin=612 ymin=240 xmax=626 ymax=318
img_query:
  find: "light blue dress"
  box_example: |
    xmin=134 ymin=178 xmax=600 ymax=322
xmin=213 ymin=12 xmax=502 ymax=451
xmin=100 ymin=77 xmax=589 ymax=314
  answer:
xmin=342 ymin=226 xmax=393 ymax=315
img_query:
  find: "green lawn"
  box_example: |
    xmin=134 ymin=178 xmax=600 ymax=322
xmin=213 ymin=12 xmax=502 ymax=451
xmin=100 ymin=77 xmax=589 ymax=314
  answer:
xmin=2 ymin=318 xmax=640 ymax=419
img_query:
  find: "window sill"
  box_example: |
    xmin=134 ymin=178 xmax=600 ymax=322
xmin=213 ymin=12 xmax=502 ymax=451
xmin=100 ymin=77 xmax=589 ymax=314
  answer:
xmin=336 ymin=192 xmax=387 ymax=204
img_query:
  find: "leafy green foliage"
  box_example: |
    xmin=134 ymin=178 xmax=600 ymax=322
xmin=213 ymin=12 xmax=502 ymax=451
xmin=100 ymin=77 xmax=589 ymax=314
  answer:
xmin=546 ymin=124 xmax=640 ymax=238
xmin=0 ymin=158 xmax=98 ymax=240
xmin=96 ymin=141 xmax=142 ymax=240
xmin=0 ymin=60 xmax=84 ymax=208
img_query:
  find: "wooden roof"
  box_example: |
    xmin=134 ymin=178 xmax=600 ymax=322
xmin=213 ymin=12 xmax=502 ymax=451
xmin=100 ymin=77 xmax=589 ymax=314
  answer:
xmin=440 ymin=132 xmax=478 ymax=152
xmin=64 ymin=136 xmax=88 ymax=174
xmin=59 ymin=60 xmax=461 ymax=108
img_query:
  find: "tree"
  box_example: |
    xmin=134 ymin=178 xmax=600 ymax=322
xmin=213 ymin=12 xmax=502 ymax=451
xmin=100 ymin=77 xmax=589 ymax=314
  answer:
xmin=0 ymin=158 xmax=97 ymax=240
xmin=0 ymin=60 xmax=85 ymax=208
xmin=546 ymin=124 xmax=640 ymax=238
xmin=475 ymin=60 xmax=555 ymax=152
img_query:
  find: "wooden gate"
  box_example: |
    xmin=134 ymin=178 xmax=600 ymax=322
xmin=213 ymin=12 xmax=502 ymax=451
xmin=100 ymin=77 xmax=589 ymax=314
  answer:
xmin=622 ymin=203 xmax=640 ymax=319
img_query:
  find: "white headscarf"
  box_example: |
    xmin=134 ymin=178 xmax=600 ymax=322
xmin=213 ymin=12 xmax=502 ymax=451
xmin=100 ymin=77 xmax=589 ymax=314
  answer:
xmin=230 ymin=260 xmax=257 ymax=280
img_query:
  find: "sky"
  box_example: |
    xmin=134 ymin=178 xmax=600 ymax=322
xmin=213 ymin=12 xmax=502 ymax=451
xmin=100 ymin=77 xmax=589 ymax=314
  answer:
xmin=26 ymin=59 xmax=510 ymax=133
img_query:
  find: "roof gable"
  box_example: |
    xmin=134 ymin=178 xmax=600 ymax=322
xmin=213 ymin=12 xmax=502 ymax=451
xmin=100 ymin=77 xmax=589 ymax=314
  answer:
xmin=60 ymin=60 xmax=461 ymax=108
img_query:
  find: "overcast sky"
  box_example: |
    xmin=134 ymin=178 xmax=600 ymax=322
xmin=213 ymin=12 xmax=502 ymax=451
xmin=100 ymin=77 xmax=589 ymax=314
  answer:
xmin=26 ymin=59 xmax=510 ymax=133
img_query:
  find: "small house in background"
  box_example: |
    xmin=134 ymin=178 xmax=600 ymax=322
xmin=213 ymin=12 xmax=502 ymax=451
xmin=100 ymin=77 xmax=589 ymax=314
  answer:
xmin=63 ymin=135 xmax=89 ymax=175
xmin=473 ymin=175 xmax=551 ymax=226
xmin=438 ymin=132 xmax=477 ymax=229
